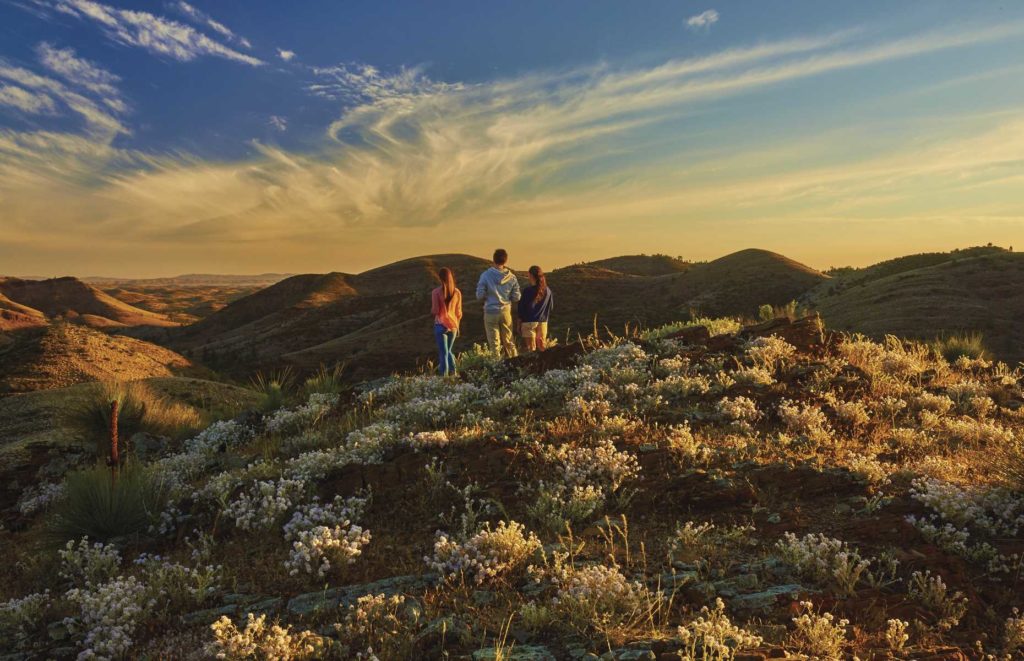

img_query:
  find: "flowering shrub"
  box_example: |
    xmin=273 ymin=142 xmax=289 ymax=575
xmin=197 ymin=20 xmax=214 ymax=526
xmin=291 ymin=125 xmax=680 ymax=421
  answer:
xmin=185 ymin=419 xmax=255 ymax=454
xmin=0 ymin=591 xmax=50 ymax=640
xmin=777 ymin=400 xmax=832 ymax=445
xmin=17 ymin=481 xmax=65 ymax=516
xmin=134 ymin=553 xmax=221 ymax=614
xmin=885 ymin=618 xmax=909 ymax=652
xmin=826 ymin=397 xmax=870 ymax=428
xmin=527 ymin=482 xmax=605 ymax=534
xmin=776 ymin=532 xmax=878 ymax=596
xmin=744 ymin=335 xmax=797 ymax=370
xmin=716 ymin=396 xmax=761 ymax=426
xmin=65 ymin=575 xmax=153 ymax=660
xmin=730 ymin=366 xmax=775 ymax=387
xmin=427 ymin=520 xmax=541 ymax=585
xmin=909 ymin=477 xmax=1024 ymax=537
xmin=790 ymin=601 xmax=848 ymax=659
xmin=544 ymin=438 xmax=640 ymax=493
xmin=676 ymin=598 xmax=763 ymax=661
xmin=282 ymin=495 xmax=372 ymax=577
xmin=209 ymin=613 xmax=325 ymax=660
xmin=334 ymin=593 xmax=418 ymax=659
xmin=224 ymin=478 xmax=310 ymax=531
xmin=265 ymin=393 xmax=338 ymax=436
xmin=907 ymin=571 xmax=968 ymax=631
xmin=1004 ymin=609 xmax=1024 ymax=656
xmin=669 ymin=521 xmax=755 ymax=577
xmin=549 ymin=562 xmax=655 ymax=633
xmin=59 ymin=537 xmax=122 ymax=588
xmin=405 ymin=430 xmax=450 ymax=449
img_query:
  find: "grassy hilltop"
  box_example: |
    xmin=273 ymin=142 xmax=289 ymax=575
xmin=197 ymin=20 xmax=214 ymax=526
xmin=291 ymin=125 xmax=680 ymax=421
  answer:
xmin=2 ymin=314 xmax=1023 ymax=659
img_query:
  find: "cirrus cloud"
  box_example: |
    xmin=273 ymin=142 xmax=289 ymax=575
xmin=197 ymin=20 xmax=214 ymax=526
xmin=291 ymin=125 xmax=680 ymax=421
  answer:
xmin=686 ymin=9 xmax=719 ymax=31
xmin=44 ymin=0 xmax=263 ymax=66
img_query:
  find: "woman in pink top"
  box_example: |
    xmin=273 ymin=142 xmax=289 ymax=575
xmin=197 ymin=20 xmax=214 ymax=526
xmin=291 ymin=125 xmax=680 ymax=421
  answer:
xmin=431 ymin=267 xmax=463 ymax=376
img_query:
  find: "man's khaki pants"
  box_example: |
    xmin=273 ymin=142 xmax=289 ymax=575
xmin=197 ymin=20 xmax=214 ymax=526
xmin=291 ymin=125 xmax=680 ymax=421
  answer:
xmin=484 ymin=307 xmax=518 ymax=358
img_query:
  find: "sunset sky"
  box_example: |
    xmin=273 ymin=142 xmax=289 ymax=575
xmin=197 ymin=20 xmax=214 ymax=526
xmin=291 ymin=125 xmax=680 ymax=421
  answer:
xmin=1 ymin=0 xmax=1023 ymax=277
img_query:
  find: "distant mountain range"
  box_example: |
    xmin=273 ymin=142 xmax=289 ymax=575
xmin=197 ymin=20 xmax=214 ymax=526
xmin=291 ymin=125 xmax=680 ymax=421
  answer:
xmin=2 ymin=246 xmax=1020 ymax=390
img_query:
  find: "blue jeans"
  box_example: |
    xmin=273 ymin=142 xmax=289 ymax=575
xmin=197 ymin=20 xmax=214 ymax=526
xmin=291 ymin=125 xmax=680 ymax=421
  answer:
xmin=434 ymin=324 xmax=457 ymax=375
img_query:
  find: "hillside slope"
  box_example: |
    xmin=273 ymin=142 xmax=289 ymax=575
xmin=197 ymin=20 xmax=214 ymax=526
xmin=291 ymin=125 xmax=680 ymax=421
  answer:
xmin=0 ymin=277 xmax=177 ymax=328
xmin=812 ymin=250 xmax=1024 ymax=363
xmin=170 ymin=255 xmax=493 ymax=378
xmin=0 ymin=323 xmax=196 ymax=393
xmin=172 ymin=250 xmax=826 ymax=380
xmin=0 ymin=292 xmax=47 ymax=331
xmin=585 ymin=254 xmax=694 ymax=276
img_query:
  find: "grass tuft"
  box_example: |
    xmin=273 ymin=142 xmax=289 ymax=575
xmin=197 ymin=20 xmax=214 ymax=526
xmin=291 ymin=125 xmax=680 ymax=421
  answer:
xmin=62 ymin=381 xmax=201 ymax=457
xmin=47 ymin=464 xmax=167 ymax=544
xmin=250 ymin=367 xmax=296 ymax=412
xmin=930 ymin=332 xmax=989 ymax=363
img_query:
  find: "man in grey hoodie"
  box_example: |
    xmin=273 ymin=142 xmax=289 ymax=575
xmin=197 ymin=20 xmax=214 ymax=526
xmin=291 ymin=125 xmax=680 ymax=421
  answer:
xmin=476 ymin=248 xmax=521 ymax=358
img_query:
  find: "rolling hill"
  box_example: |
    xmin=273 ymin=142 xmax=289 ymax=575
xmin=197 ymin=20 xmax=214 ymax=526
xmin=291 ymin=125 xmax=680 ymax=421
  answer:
xmin=0 ymin=277 xmax=177 ymax=328
xmin=0 ymin=323 xmax=198 ymax=394
xmin=811 ymin=248 xmax=1024 ymax=363
xmin=164 ymin=250 xmax=827 ymax=380
xmin=0 ymin=292 xmax=48 ymax=332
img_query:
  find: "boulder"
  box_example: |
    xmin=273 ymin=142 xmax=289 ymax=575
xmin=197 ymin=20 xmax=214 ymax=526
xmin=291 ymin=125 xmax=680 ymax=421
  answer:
xmin=129 ymin=432 xmax=168 ymax=461
xmin=473 ymin=645 xmax=557 ymax=661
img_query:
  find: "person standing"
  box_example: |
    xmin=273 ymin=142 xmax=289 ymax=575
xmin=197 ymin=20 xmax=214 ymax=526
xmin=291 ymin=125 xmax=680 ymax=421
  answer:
xmin=431 ymin=267 xmax=462 ymax=376
xmin=476 ymin=249 xmax=521 ymax=358
xmin=518 ymin=265 xmax=553 ymax=352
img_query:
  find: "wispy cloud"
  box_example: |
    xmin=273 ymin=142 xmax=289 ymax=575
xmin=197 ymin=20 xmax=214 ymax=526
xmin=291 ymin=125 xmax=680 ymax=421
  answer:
xmin=686 ymin=9 xmax=719 ymax=31
xmin=0 ymin=84 xmax=57 ymax=114
xmin=0 ymin=59 xmax=126 ymax=136
xmin=268 ymin=115 xmax=287 ymax=131
xmin=277 ymin=48 xmax=295 ymax=62
xmin=42 ymin=0 xmax=263 ymax=66
xmin=35 ymin=42 xmax=125 ymax=112
xmin=172 ymin=1 xmax=252 ymax=49
xmin=3 ymin=20 xmax=1024 ymax=273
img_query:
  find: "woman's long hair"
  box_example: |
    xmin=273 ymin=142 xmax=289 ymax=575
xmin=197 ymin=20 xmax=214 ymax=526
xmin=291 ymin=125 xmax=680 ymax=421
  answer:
xmin=437 ymin=267 xmax=456 ymax=303
xmin=529 ymin=265 xmax=547 ymax=304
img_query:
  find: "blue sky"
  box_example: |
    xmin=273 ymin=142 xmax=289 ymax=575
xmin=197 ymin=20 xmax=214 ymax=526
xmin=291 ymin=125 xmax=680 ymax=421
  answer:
xmin=1 ymin=0 xmax=1023 ymax=276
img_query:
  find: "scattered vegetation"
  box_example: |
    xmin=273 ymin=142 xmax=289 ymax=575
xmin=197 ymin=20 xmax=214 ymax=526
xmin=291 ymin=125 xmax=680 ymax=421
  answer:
xmin=4 ymin=313 xmax=1024 ymax=659
xmin=930 ymin=331 xmax=990 ymax=363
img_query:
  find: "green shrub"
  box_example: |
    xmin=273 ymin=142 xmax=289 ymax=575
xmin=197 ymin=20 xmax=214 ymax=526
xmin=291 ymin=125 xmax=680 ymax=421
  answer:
xmin=302 ymin=363 xmax=347 ymax=397
xmin=930 ymin=333 xmax=989 ymax=363
xmin=250 ymin=367 xmax=296 ymax=412
xmin=457 ymin=343 xmax=505 ymax=378
xmin=63 ymin=381 xmax=202 ymax=457
xmin=640 ymin=317 xmax=742 ymax=341
xmin=48 ymin=464 xmax=167 ymax=544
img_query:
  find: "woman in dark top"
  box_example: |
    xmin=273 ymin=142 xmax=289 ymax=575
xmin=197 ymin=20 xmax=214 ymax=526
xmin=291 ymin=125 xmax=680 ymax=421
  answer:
xmin=517 ymin=265 xmax=553 ymax=352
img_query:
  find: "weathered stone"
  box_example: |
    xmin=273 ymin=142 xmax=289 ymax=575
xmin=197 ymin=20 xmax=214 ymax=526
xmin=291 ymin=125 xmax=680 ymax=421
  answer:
xmin=287 ymin=573 xmax=436 ymax=616
xmin=472 ymin=644 xmax=556 ymax=661
xmin=182 ymin=603 xmax=238 ymax=625
xmin=47 ymin=621 xmax=69 ymax=641
xmin=243 ymin=596 xmax=283 ymax=616
xmin=413 ymin=616 xmax=473 ymax=655
xmin=129 ymin=432 xmax=168 ymax=461
xmin=730 ymin=584 xmax=808 ymax=611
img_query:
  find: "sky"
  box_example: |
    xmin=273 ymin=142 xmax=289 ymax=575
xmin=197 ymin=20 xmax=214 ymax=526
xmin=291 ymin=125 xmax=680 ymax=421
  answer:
xmin=1 ymin=0 xmax=1023 ymax=278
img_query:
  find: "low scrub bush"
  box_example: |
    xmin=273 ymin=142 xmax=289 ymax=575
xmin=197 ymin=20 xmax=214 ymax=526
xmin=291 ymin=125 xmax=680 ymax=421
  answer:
xmin=250 ymin=367 xmax=296 ymax=412
xmin=49 ymin=465 xmax=167 ymax=544
xmin=930 ymin=332 xmax=989 ymax=363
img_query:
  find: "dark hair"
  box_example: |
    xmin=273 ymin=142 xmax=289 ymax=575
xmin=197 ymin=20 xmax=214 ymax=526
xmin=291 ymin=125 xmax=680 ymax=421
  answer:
xmin=437 ymin=267 xmax=456 ymax=303
xmin=493 ymin=249 xmax=508 ymax=265
xmin=529 ymin=265 xmax=547 ymax=304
